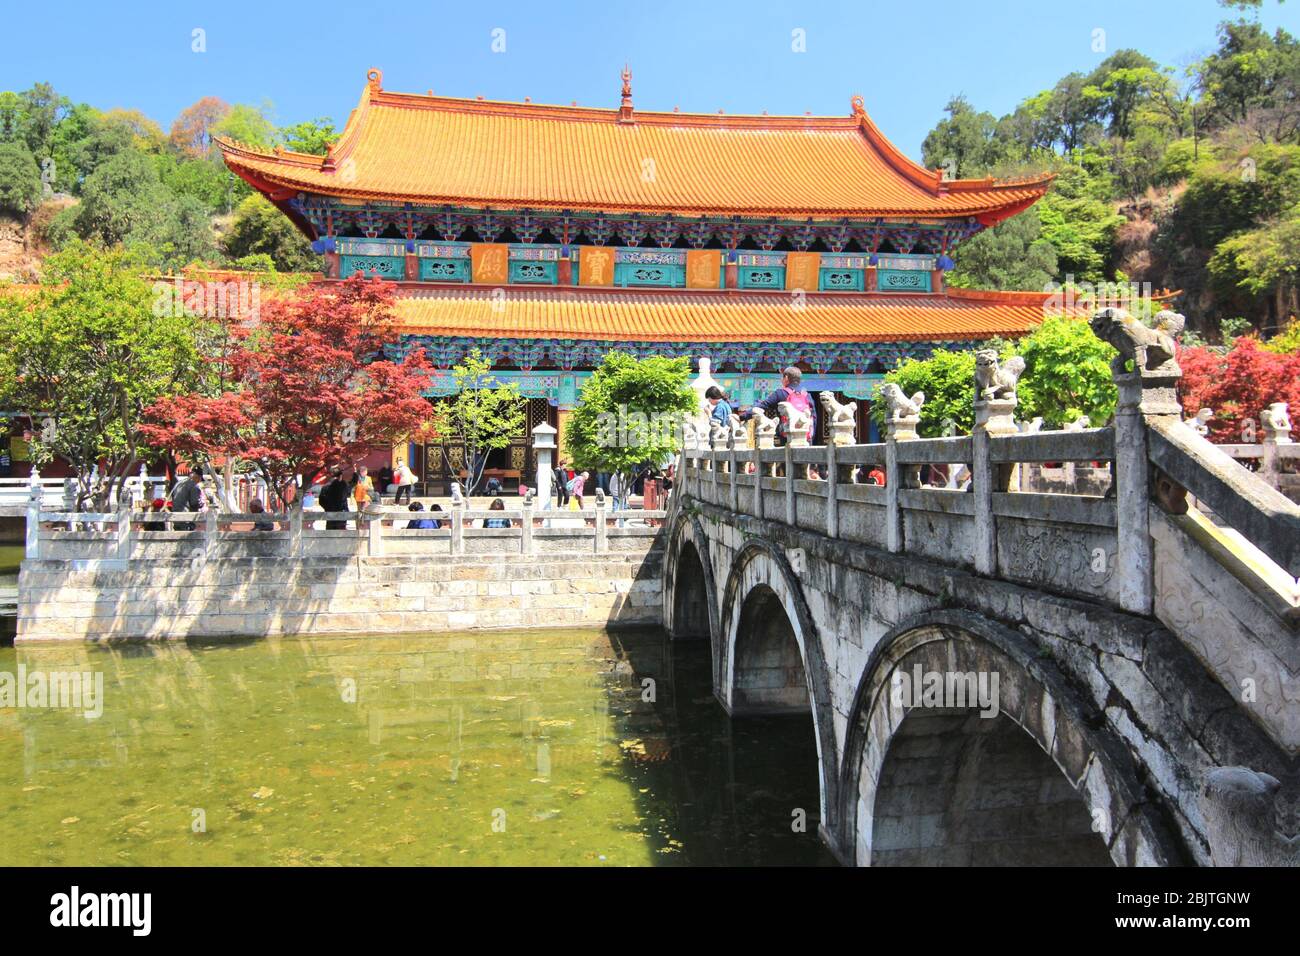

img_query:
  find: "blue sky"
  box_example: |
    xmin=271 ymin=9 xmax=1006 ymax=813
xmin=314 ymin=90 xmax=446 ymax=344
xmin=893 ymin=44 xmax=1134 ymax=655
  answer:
xmin=2 ymin=0 xmax=1295 ymax=159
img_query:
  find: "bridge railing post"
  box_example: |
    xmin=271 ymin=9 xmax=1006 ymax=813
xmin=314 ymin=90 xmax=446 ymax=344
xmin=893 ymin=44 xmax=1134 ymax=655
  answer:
xmin=288 ymin=497 xmax=303 ymax=558
xmin=450 ymin=499 xmax=465 ymax=555
xmin=25 ymin=469 xmax=42 ymax=561
xmin=826 ymin=439 xmax=839 ymax=539
xmin=883 ymin=415 xmax=918 ymax=553
xmin=595 ymin=493 xmax=608 ymax=553
xmin=727 ymin=434 xmax=739 ymax=514
xmin=521 ymin=496 xmax=534 ymax=554
xmin=1113 ymin=372 xmax=1157 ymax=614
xmin=115 ymin=496 xmax=133 ymax=560
xmin=784 ymin=444 xmax=795 ymax=526
xmin=972 ymin=397 xmax=1017 ymax=575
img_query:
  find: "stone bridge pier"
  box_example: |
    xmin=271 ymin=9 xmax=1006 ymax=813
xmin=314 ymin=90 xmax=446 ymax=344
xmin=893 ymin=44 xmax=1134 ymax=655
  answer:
xmin=663 ymin=345 xmax=1297 ymax=867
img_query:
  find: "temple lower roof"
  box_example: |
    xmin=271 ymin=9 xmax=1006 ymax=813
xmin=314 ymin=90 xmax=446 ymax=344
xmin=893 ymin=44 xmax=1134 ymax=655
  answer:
xmin=388 ymin=284 xmax=1070 ymax=343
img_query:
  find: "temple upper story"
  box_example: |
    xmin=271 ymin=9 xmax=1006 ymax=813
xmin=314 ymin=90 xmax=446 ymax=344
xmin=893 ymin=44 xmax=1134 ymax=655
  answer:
xmin=219 ymin=68 xmax=1051 ymax=224
xmin=216 ymin=69 xmax=1054 ymax=291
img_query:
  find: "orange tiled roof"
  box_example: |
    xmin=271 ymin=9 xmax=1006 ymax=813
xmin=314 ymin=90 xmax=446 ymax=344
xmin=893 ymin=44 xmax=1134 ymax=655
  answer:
xmin=386 ymin=285 xmax=1072 ymax=343
xmin=218 ymin=70 xmax=1051 ymax=222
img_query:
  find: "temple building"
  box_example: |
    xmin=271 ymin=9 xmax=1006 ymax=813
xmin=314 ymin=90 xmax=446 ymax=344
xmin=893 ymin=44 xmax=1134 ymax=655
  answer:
xmin=218 ymin=67 xmax=1060 ymax=487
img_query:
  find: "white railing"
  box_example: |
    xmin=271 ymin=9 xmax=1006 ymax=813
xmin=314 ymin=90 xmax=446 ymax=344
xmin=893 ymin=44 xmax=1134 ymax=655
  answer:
xmin=27 ymin=496 xmax=667 ymax=563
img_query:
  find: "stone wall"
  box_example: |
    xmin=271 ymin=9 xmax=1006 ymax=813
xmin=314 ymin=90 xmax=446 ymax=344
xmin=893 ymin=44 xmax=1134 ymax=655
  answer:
xmin=17 ymin=544 xmax=664 ymax=643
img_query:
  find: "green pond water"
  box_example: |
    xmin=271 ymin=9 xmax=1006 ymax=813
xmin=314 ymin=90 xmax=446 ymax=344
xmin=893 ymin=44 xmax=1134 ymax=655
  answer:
xmin=0 ymin=628 xmax=834 ymax=866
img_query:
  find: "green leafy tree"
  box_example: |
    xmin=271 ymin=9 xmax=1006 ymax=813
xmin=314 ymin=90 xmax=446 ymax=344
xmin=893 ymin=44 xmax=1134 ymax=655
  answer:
xmin=0 ymin=140 xmax=41 ymax=215
xmin=1037 ymin=160 xmax=1124 ymax=282
xmin=1013 ymin=315 xmax=1119 ymax=427
xmin=564 ymin=351 xmax=696 ymax=509
xmin=429 ymin=349 xmax=526 ymax=495
xmin=281 ymin=118 xmax=339 ymax=156
xmin=873 ymin=348 xmax=980 ymax=437
xmin=946 ymin=205 xmax=1058 ymax=290
xmin=56 ymin=148 xmax=217 ymax=269
xmin=222 ymin=194 xmax=320 ymax=272
xmin=921 ymin=95 xmax=1004 ymax=177
xmin=0 ymin=242 xmax=199 ymax=509
xmin=213 ymin=102 xmax=280 ymax=148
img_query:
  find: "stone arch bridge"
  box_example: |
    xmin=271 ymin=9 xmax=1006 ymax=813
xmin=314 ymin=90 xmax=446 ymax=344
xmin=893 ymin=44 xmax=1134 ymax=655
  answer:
xmin=663 ymin=375 xmax=1297 ymax=866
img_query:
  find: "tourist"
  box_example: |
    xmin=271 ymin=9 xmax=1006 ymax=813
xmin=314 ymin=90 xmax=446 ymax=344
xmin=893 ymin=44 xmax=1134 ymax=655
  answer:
xmin=392 ymin=460 xmax=416 ymax=505
xmin=406 ymin=501 xmax=436 ymax=530
xmin=553 ymin=459 xmax=570 ymax=508
xmin=706 ymin=386 xmax=733 ymax=448
xmin=377 ymin=464 xmax=394 ymax=497
xmin=865 ymin=466 xmax=886 ymax=486
xmin=485 ymin=475 xmax=503 ymax=496
xmin=143 ymin=497 xmax=170 ymax=532
xmin=740 ymin=366 xmax=816 ymax=446
xmin=319 ymin=466 xmax=351 ymax=530
xmin=569 ymin=471 xmax=588 ymax=509
xmin=248 ymin=498 xmax=276 ymax=531
xmin=807 ymin=464 xmax=822 ymax=481
xmin=169 ymin=469 xmax=205 ymax=531
xmin=353 ymin=465 xmax=375 ymax=511
xmin=428 ymin=503 xmax=446 ymax=529
xmin=483 ymin=497 xmax=510 ymax=529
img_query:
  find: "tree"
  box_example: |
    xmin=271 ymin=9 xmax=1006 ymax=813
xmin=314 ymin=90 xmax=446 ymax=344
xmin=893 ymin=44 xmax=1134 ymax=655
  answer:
xmin=1178 ymin=335 xmax=1300 ymax=441
xmin=0 ymin=141 xmax=41 ymax=215
xmin=281 ymin=118 xmax=338 ymax=156
xmin=212 ymin=103 xmax=280 ymax=149
xmin=1013 ymin=316 xmax=1119 ymax=427
xmin=1207 ymin=202 xmax=1300 ymax=331
xmin=140 ymin=275 xmax=434 ymax=508
xmin=873 ymin=348 xmax=979 ymax=437
xmin=222 ymin=194 xmax=321 ymax=271
xmin=1036 ymin=159 xmax=1124 ymax=282
xmin=56 ymin=148 xmax=217 ymax=269
xmin=945 ymin=205 xmax=1058 ymax=291
xmin=0 ymin=242 xmax=199 ymax=509
xmin=170 ymin=96 xmax=230 ymax=158
xmin=921 ymin=96 xmax=1003 ymax=177
xmin=564 ymin=351 xmax=696 ymax=509
xmin=428 ymin=349 xmax=526 ymax=496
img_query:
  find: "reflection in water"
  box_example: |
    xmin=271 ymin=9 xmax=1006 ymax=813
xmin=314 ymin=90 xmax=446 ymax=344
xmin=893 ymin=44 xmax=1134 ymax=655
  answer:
xmin=0 ymin=628 xmax=835 ymax=866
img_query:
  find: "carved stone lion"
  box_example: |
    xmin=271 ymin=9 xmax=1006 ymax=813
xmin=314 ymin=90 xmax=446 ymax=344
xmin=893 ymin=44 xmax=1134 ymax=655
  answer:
xmin=753 ymin=408 xmax=778 ymax=437
xmin=818 ymin=391 xmax=858 ymax=425
xmin=1261 ymin=402 xmax=1292 ymax=441
xmin=974 ymin=349 xmax=1025 ymax=402
xmin=1063 ymin=415 xmax=1091 ymax=432
xmin=1090 ymin=307 xmax=1185 ymax=376
xmin=778 ymin=401 xmax=814 ymax=445
xmin=1019 ymin=417 xmax=1044 ymax=434
xmin=1185 ymin=407 xmax=1213 ymax=437
xmin=876 ymin=382 xmax=925 ymax=421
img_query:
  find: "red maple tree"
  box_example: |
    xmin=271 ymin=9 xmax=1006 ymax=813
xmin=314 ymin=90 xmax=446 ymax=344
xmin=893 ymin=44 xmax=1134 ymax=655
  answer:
xmin=1178 ymin=337 xmax=1300 ymax=442
xmin=141 ymin=276 xmax=435 ymax=508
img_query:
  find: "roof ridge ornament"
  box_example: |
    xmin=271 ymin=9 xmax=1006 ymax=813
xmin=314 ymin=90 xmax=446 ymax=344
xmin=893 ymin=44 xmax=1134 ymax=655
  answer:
xmin=619 ymin=65 xmax=635 ymax=123
xmin=851 ymin=95 xmax=866 ymax=117
xmin=367 ymin=68 xmax=383 ymax=91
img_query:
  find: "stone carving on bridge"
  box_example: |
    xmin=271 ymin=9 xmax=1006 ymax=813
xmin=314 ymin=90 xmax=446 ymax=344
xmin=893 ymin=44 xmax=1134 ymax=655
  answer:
xmin=1199 ymin=767 xmax=1295 ymax=867
xmin=779 ymin=401 xmax=814 ymax=448
xmin=1184 ymin=407 xmax=1213 ymax=437
xmin=877 ymin=382 xmax=925 ymax=422
xmin=1260 ymin=402 xmax=1292 ymax=443
xmin=876 ymin=382 xmax=924 ymax=442
xmin=1090 ymin=307 xmax=1185 ymax=378
xmin=1063 ymin=415 xmax=1091 ymax=432
xmin=752 ymin=409 xmax=779 ymax=450
xmin=819 ymin=391 xmax=858 ymax=446
xmin=1019 ymin=417 xmax=1044 ymax=434
xmin=974 ymin=350 xmax=1025 ymax=403
xmin=727 ymin=413 xmax=749 ymax=449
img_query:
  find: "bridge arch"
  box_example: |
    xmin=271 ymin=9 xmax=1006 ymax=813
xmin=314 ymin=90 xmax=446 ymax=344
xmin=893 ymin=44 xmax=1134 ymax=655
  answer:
xmin=718 ymin=538 xmax=840 ymax=838
xmin=837 ymin=609 xmax=1188 ymax=867
xmin=662 ymin=512 xmax=721 ymax=648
